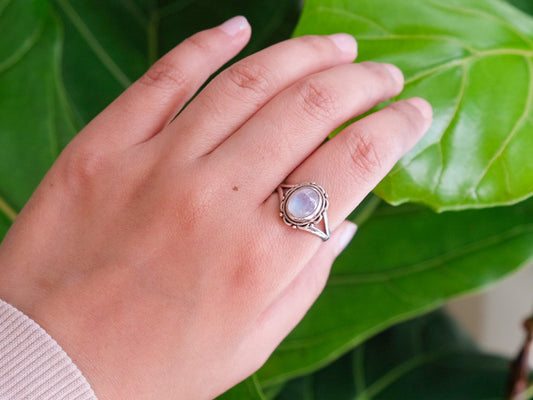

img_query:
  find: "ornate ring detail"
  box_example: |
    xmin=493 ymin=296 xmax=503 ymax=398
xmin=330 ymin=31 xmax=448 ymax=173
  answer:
xmin=277 ymin=182 xmax=330 ymax=241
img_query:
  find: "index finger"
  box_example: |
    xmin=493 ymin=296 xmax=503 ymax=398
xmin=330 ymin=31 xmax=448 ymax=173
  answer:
xmin=164 ymin=33 xmax=358 ymax=157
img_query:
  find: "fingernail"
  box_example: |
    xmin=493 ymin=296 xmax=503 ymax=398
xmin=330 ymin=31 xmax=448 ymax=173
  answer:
xmin=328 ymin=33 xmax=357 ymax=55
xmin=219 ymin=16 xmax=249 ymax=36
xmin=383 ymin=63 xmax=404 ymax=85
xmin=334 ymin=222 xmax=358 ymax=257
xmin=406 ymin=97 xmax=433 ymax=119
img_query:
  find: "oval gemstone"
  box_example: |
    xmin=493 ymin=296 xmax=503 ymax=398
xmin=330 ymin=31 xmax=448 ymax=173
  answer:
xmin=287 ymin=187 xmax=321 ymax=220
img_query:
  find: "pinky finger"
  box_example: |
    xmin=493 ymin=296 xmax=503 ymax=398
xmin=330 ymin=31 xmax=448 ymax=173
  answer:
xmin=82 ymin=16 xmax=251 ymax=149
xmin=238 ymin=221 xmax=357 ymax=370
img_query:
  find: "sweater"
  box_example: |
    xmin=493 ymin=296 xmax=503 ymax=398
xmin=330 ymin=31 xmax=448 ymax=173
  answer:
xmin=0 ymin=299 xmax=97 ymax=400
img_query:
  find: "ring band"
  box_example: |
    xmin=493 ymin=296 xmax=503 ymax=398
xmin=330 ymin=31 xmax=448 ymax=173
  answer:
xmin=278 ymin=182 xmax=330 ymax=241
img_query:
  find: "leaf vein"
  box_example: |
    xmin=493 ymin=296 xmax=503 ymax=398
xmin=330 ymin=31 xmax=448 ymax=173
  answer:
xmin=355 ymin=349 xmax=452 ymax=399
xmin=0 ymin=0 xmax=12 ymax=19
xmin=120 ymin=0 xmax=147 ymax=26
xmin=427 ymin=0 xmax=533 ymax=50
xmin=47 ymin=75 xmax=59 ymax=162
xmin=358 ymin=34 xmax=477 ymax=53
xmin=0 ymin=20 xmax=44 ymax=75
xmin=353 ymin=347 xmax=367 ymax=395
xmin=55 ymin=0 xmax=132 ymax=88
xmin=157 ymin=0 xmax=196 ymax=19
xmin=0 ymin=195 xmax=17 ymax=222
xmin=329 ymin=224 xmax=533 ymax=284
xmin=314 ymin=6 xmax=390 ymax=35
xmin=470 ymin=56 xmax=533 ymax=199
xmin=432 ymin=63 xmax=469 ymax=193
xmin=386 ymin=62 xmax=468 ymax=181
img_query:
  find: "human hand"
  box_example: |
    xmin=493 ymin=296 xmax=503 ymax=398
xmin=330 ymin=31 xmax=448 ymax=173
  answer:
xmin=0 ymin=16 xmax=432 ymax=399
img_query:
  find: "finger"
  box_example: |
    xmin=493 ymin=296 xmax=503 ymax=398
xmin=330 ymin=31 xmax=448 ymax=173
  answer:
xmin=264 ymin=98 xmax=433 ymax=243
xmin=239 ymin=221 xmax=357 ymax=367
xmin=81 ymin=16 xmax=251 ymax=149
xmin=210 ymin=62 xmax=404 ymax=201
xmin=162 ymin=33 xmax=358 ymax=157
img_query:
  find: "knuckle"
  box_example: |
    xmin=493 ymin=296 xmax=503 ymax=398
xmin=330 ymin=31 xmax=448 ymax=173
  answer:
xmin=224 ymin=60 xmax=273 ymax=99
xmin=360 ymin=61 xmax=402 ymax=91
xmin=228 ymin=232 xmax=277 ymax=295
xmin=174 ymin=186 xmax=212 ymax=235
xmin=184 ymin=31 xmax=213 ymax=53
xmin=60 ymin=145 xmax=110 ymax=192
xmin=298 ymin=34 xmax=333 ymax=54
xmin=231 ymin=253 xmax=265 ymax=293
xmin=390 ymin=101 xmax=426 ymax=132
xmin=344 ymin=131 xmax=383 ymax=178
xmin=138 ymin=60 xmax=189 ymax=91
xmin=297 ymin=78 xmax=338 ymax=120
xmin=360 ymin=61 xmax=393 ymax=81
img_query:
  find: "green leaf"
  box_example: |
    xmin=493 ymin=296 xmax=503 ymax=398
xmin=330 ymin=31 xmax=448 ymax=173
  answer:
xmin=259 ymin=197 xmax=533 ymax=386
xmin=294 ymin=0 xmax=533 ymax=211
xmin=0 ymin=0 xmax=300 ymax=238
xmin=52 ymin=0 xmax=302 ymax=126
xmin=217 ymin=375 xmax=266 ymax=400
xmin=0 ymin=0 xmax=76 ymax=222
xmin=276 ymin=311 xmax=521 ymax=400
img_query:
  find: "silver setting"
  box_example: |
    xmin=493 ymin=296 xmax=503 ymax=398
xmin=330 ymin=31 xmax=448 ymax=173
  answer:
xmin=278 ymin=182 xmax=330 ymax=241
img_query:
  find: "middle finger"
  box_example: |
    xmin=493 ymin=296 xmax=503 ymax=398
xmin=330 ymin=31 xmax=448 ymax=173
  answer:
xmin=209 ymin=61 xmax=404 ymax=202
xmin=161 ymin=34 xmax=358 ymax=158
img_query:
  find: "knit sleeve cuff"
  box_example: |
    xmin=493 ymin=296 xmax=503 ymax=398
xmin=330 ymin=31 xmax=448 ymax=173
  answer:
xmin=0 ymin=298 xmax=98 ymax=400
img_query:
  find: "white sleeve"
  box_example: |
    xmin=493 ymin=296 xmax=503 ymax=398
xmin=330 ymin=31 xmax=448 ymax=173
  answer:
xmin=0 ymin=298 xmax=98 ymax=400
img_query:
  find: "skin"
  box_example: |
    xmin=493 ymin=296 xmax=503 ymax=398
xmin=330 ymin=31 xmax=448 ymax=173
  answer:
xmin=0 ymin=16 xmax=432 ymax=400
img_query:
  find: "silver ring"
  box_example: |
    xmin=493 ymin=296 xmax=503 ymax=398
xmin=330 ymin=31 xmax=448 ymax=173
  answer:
xmin=278 ymin=182 xmax=330 ymax=241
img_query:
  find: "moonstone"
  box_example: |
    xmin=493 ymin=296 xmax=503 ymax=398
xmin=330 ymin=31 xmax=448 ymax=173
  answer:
xmin=287 ymin=187 xmax=321 ymax=220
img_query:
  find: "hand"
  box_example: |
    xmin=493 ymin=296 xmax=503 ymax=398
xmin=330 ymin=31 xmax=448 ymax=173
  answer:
xmin=0 ymin=16 xmax=432 ymax=399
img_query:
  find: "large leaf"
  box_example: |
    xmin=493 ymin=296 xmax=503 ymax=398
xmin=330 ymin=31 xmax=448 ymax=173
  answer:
xmin=0 ymin=0 xmax=301 ymax=236
xmin=53 ymin=0 xmax=302 ymax=127
xmin=259 ymin=196 xmax=533 ymax=385
xmin=276 ymin=311 xmax=526 ymax=399
xmin=294 ymin=0 xmax=533 ymax=211
xmin=0 ymin=0 xmax=75 ymax=223
xmin=2 ymin=2 xmax=531 ymax=398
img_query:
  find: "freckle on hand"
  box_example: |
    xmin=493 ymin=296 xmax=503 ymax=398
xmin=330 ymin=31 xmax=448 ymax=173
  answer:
xmin=232 ymin=186 xmax=239 ymax=192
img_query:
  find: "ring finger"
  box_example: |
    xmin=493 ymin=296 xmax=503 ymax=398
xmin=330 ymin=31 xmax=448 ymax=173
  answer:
xmin=262 ymin=97 xmax=433 ymax=247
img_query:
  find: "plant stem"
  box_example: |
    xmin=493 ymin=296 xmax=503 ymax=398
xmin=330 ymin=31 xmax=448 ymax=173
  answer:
xmin=527 ymin=316 xmax=533 ymax=400
xmin=55 ymin=0 xmax=132 ymax=88
xmin=511 ymin=314 xmax=533 ymax=400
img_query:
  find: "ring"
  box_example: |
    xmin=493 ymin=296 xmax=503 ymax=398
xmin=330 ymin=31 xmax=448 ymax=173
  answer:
xmin=278 ymin=182 xmax=330 ymax=241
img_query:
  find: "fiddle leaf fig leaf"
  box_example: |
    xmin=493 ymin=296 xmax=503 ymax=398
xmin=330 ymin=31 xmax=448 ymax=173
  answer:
xmin=53 ymin=0 xmax=302 ymax=126
xmin=259 ymin=197 xmax=533 ymax=386
xmin=294 ymin=0 xmax=533 ymax=211
xmin=276 ymin=311 xmax=527 ymax=400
